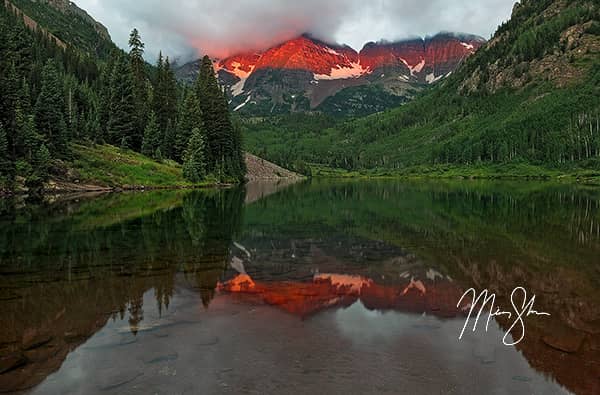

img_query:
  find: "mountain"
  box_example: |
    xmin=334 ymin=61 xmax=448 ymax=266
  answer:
xmin=176 ymin=33 xmax=485 ymax=116
xmin=243 ymin=0 xmax=600 ymax=174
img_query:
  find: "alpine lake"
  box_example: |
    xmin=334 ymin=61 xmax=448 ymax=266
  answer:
xmin=1 ymin=179 xmax=599 ymax=394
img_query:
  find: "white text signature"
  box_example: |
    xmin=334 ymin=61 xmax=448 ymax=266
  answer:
xmin=457 ymin=287 xmax=550 ymax=346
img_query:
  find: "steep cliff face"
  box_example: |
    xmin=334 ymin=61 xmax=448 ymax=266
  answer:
xmin=359 ymin=38 xmax=423 ymax=76
xmin=253 ymin=35 xmax=360 ymax=76
xmin=423 ymin=33 xmax=486 ymax=81
xmin=176 ymin=32 xmax=485 ymax=116
xmin=360 ymin=33 xmax=486 ymax=83
xmin=212 ymin=33 xmax=484 ymax=83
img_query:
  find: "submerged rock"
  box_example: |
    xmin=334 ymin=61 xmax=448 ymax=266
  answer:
xmin=542 ymin=331 xmax=586 ymax=353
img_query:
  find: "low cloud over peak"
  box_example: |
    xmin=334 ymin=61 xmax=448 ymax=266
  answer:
xmin=75 ymin=0 xmax=514 ymax=63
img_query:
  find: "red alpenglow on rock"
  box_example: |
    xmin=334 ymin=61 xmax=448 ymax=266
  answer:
xmin=214 ymin=32 xmax=485 ymax=85
xmin=173 ymin=31 xmax=486 ymax=114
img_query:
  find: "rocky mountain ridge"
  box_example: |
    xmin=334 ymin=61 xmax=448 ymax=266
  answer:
xmin=176 ymin=32 xmax=486 ymax=116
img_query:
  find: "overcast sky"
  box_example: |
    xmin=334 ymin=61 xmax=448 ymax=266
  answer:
xmin=75 ymin=0 xmax=516 ymax=64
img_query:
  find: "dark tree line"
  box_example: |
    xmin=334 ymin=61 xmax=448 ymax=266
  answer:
xmin=0 ymin=5 xmax=245 ymax=193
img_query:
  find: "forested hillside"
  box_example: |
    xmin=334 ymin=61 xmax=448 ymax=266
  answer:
xmin=244 ymin=0 xmax=599 ymax=173
xmin=9 ymin=0 xmax=116 ymax=59
xmin=0 ymin=1 xmax=245 ymax=194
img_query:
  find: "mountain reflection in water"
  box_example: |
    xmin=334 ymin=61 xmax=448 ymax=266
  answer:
xmin=0 ymin=180 xmax=599 ymax=394
xmin=217 ymin=271 xmax=468 ymax=318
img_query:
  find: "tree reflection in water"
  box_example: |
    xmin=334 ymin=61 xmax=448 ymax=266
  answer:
xmin=0 ymin=180 xmax=599 ymax=394
xmin=0 ymin=188 xmax=245 ymax=392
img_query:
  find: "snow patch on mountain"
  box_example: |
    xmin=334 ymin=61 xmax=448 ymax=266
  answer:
xmin=314 ymin=62 xmax=366 ymax=80
xmin=231 ymin=80 xmax=245 ymax=96
xmin=226 ymin=62 xmax=255 ymax=97
xmin=410 ymin=59 xmax=425 ymax=75
xmin=426 ymin=73 xmax=444 ymax=84
xmin=400 ymin=58 xmax=426 ymax=76
xmin=234 ymin=94 xmax=252 ymax=111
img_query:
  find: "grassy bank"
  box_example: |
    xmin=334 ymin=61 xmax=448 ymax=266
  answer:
xmin=61 ymin=144 xmax=216 ymax=190
xmin=310 ymin=163 xmax=600 ymax=185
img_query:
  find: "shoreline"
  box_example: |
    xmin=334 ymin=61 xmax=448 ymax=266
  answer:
xmin=309 ymin=164 xmax=600 ymax=186
xmin=0 ymin=177 xmax=308 ymax=199
xmin=0 ymin=181 xmax=235 ymax=199
xmin=3 ymin=166 xmax=599 ymax=199
xmin=313 ymin=174 xmax=600 ymax=185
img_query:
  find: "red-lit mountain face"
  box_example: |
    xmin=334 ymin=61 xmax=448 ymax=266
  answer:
xmin=176 ymin=33 xmax=485 ymax=116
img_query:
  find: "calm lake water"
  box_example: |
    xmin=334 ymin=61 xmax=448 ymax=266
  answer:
xmin=0 ymin=180 xmax=599 ymax=394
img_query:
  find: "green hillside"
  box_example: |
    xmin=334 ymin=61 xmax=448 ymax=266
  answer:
xmin=243 ymin=0 xmax=600 ymax=176
xmin=0 ymin=0 xmax=245 ymax=195
xmin=10 ymin=0 xmax=118 ymax=59
xmin=67 ymin=144 xmax=199 ymax=188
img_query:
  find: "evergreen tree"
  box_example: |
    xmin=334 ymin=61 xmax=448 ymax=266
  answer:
xmin=183 ymin=127 xmax=206 ymax=183
xmin=162 ymin=119 xmax=176 ymax=160
xmin=163 ymin=57 xmax=178 ymax=128
xmin=129 ymin=28 xmax=148 ymax=136
xmin=175 ymin=90 xmax=202 ymax=162
xmin=128 ymin=28 xmax=145 ymax=73
xmin=0 ymin=123 xmax=14 ymax=186
xmin=97 ymin=55 xmax=116 ymax=143
xmin=154 ymin=147 xmax=162 ymax=162
xmin=0 ymin=62 xmax=19 ymax=136
xmin=195 ymin=55 xmax=244 ymax=179
xmin=35 ymin=60 xmax=67 ymax=156
xmin=152 ymin=54 xmax=178 ymax=135
xmin=141 ymin=111 xmax=161 ymax=158
xmin=14 ymin=107 xmax=39 ymax=161
xmin=152 ymin=52 xmax=166 ymax=130
xmin=27 ymin=143 xmax=50 ymax=192
xmin=231 ymin=120 xmax=247 ymax=180
xmin=19 ymin=79 xmax=32 ymax=115
xmin=108 ymin=55 xmax=138 ymax=149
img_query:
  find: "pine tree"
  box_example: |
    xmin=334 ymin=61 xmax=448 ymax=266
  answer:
xmin=152 ymin=54 xmax=178 ymax=136
xmin=162 ymin=119 xmax=176 ymax=160
xmin=108 ymin=56 xmax=138 ymax=149
xmin=14 ymin=107 xmax=39 ymax=161
xmin=0 ymin=62 xmax=19 ymax=135
xmin=0 ymin=123 xmax=14 ymax=185
xmin=128 ymin=28 xmax=145 ymax=73
xmin=183 ymin=127 xmax=206 ymax=183
xmin=97 ymin=55 xmax=116 ymax=143
xmin=26 ymin=143 xmax=51 ymax=193
xmin=195 ymin=55 xmax=243 ymax=179
xmin=152 ymin=52 xmax=166 ymax=130
xmin=19 ymin=79 xmax=32 ymax=115
xmin=154 ymin=147 xmax=162 ymax=162
xmin=163 ymin=57 xmax=178 ymax=128
xmin=32 ymin=143 xmax=50 ymax=182
xmin=35 ymin=60 xmax=67 ymax=156
xmin=141 ymin=111 xmax=161 ymax=158
xmin=129 ymin=28 xmax=149 ymax=136
xmin=231 ymin=120 xmax=247 ymax=181
xmin=175 ymin=90 xmax=202 ymax=162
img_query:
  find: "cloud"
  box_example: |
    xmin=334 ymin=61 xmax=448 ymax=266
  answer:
xmin=75 ymin=0 xmax=515 ymax=64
